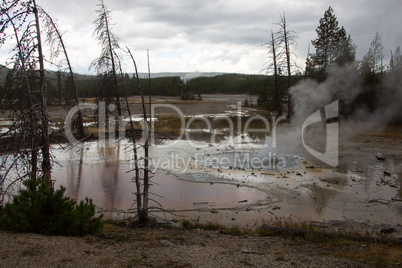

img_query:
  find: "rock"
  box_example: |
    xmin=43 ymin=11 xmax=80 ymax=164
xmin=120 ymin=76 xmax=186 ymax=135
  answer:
xmin=160 ymin=240 xmax=174 ymax=247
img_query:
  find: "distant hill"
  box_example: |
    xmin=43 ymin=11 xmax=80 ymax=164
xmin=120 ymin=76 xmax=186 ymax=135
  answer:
xmin=0 ymin=65 xmax=224 ymax=84
xmin=142 ymin=72 xmax=224 ymax=79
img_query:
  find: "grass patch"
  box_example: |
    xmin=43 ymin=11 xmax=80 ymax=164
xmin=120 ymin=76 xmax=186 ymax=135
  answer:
xmin=180 ymin=219 xmax=244 ymax=235
xmin=332 ymin=242 xmax=402 ymax=267
xmin=125 ymin=258 xmax=148 ymax=267
xmin=60 ymin=257 xmax=74 ymax=263
xmin=98 ymin=257 xmax=112 ymax=266
xmin=240 ymin=261 xmax=255 ymax=266
xmin=254 ymin=218 xmax=402 ymax=266
xmin=21 ymin=246 xmax=41 ymax=257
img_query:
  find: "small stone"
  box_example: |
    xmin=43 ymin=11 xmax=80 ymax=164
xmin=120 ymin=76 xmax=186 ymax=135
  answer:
xmin=160 ymin=240 xmax=174 ymax=247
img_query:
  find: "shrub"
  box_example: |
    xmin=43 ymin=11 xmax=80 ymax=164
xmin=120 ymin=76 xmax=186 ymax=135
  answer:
xmin=0 ymin=177 xmax=103 ymax=236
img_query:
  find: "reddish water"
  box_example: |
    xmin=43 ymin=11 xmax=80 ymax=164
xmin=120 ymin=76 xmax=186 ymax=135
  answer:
xmin=53 ymin=163 xmax=267 ymax=210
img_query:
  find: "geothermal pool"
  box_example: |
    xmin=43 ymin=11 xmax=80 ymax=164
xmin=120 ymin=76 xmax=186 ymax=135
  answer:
xmin=49 ymin=133 xmax=402 ymax=234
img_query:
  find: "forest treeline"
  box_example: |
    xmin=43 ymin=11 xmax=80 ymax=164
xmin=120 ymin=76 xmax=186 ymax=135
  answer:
xmin=0 ymin=70 xmax=297 ymax=102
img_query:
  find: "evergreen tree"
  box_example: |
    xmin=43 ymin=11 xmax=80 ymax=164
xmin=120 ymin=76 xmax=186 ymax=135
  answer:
xmin=358 ymin=33 xmax=384 ymax=112
xmin=389 ymin=46 xmax=402 ymax=73
xmin=360 ymin=33 xmax=384 ymax=76
xmin=335 ymin=26 xmax=357 ymax=66
xmin=306 ymin=6 xmax=356 ymax=81
xmin=1 ymin=177 xmax=103 ymax=236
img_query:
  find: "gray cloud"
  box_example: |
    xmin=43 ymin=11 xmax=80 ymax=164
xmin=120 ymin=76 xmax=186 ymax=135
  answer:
xmin=0 ymin=0 xmax=401 ymax=74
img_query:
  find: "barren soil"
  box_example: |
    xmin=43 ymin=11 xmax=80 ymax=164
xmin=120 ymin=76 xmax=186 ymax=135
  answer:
xmin=0 ymin=225 xmax=387 ymax=268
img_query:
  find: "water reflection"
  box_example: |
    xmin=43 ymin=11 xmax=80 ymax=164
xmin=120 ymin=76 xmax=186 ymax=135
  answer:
xmin=53 ymin=141 xmax=267 ymax=210
xmin=49 ymin=134 xmax=402 ymax=227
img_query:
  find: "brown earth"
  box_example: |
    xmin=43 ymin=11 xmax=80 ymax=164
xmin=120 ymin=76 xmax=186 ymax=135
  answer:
xmin=2 ymin=223 xmax=398 ymax=268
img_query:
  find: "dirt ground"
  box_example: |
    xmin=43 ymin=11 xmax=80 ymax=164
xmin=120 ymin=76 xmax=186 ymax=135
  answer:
xmin=0 ymin=224 xmax=394 ymax=268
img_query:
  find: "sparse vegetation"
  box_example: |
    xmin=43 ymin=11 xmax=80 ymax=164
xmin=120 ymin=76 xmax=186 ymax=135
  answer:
xmin=180 ymin=219 xmax=244 ymax=236
xmin=0 ymin=177 xmax=103 ymax=236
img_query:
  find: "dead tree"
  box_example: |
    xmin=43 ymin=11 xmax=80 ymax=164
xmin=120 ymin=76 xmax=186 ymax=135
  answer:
xmin=33 ymin=0 xmax=51 ymax=185
xmin=265 ymin=31 xmax=282 ymax=116
xmin=114 ymin=54 xmax=143 ymax=221
xmin=91 ymin=0 xmax=122 ymax=116
xmin=40 ymin=7 xmax=85 ymax=138
xmin=276 ymin=12 xmax=298 ymax=120
xmin=126 ymin=47 xmax=151 ymax=223
xmin=0 ymin=0 xmax=52 ymax=187
xmin=147 ymin=49 xmax=152 ymax=141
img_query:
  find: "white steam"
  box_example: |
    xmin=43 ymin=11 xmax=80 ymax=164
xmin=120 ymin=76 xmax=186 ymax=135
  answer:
xmin=265 ymin=64 xmax=402 ymax=165
xmin=180 ymin=72 xmax=201 ymax=84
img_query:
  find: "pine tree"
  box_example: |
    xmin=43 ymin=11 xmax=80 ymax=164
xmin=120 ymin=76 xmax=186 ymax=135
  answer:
xmin=335 ymin=26 xmax=356 ymax=66
xmin=389 ymin=46 xmax=402 ymax=73
xmin=1 ymin=177 xmax=103 ymax=236
xmin=307 ymin=6 xmax=356 ymax=81
xmin=359 ymin=33 xmax=384 ymax=112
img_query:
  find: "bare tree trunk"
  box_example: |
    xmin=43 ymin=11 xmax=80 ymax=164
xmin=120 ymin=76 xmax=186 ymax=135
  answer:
xmin=33 ymin=1 xmax=51 ymax=186
xmin=56 ymin=71 xmax=62 ymax=105
xmin=117 ymin=57 xmax=142 ymax=219
xmin=103 ymin=8 xmax=122 ymax=116
xmin=147 ymin=49 xmax=152 ymax=143
xmin=127 ymin=47 xmax=149 ymax=223
xmin=276 ymin=12 xmax=298 ymax=119
xmin=40 ymin=8 xmax=85 ymax=137
xmin=7 ymin=13 xmax=38 ymax=181
xmin=271 ymin=31 xmax=282 ymax=116
xmin=281 ymin=14 xmax=292 ymax=120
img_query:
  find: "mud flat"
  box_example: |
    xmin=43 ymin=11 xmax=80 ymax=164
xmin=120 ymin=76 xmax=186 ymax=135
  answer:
xmin=51 ymin=123 xmax=402 ymax=238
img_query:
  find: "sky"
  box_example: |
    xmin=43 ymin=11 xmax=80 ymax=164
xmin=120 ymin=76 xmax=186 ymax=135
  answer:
xmin=1 ymin=0 xmax=401 ymax=75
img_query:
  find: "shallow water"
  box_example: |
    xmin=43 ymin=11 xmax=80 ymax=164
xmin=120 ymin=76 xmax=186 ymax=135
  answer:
xmin=49 ymin=135 xmax=402 ymax=229
xmin=52 ymin=142 xmax=268 ymax=211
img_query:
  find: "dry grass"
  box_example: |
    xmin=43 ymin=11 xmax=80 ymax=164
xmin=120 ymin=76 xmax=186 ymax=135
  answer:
xmin=180 ymin=219 xmax=243 ymax=235
xmin=359 ymin=125 xmax=402 ymax=139
xmin=153 ymin=114 xmax=183 ymax=136
xmin=254 ymin=217 xmax=402 ymax=267
xmin=334 ymin=243 xmax=402 ymax=267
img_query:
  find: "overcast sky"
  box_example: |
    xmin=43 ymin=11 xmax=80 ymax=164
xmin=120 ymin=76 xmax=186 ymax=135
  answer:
xmin=1 ymin=0 xmax=401 ymax=75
